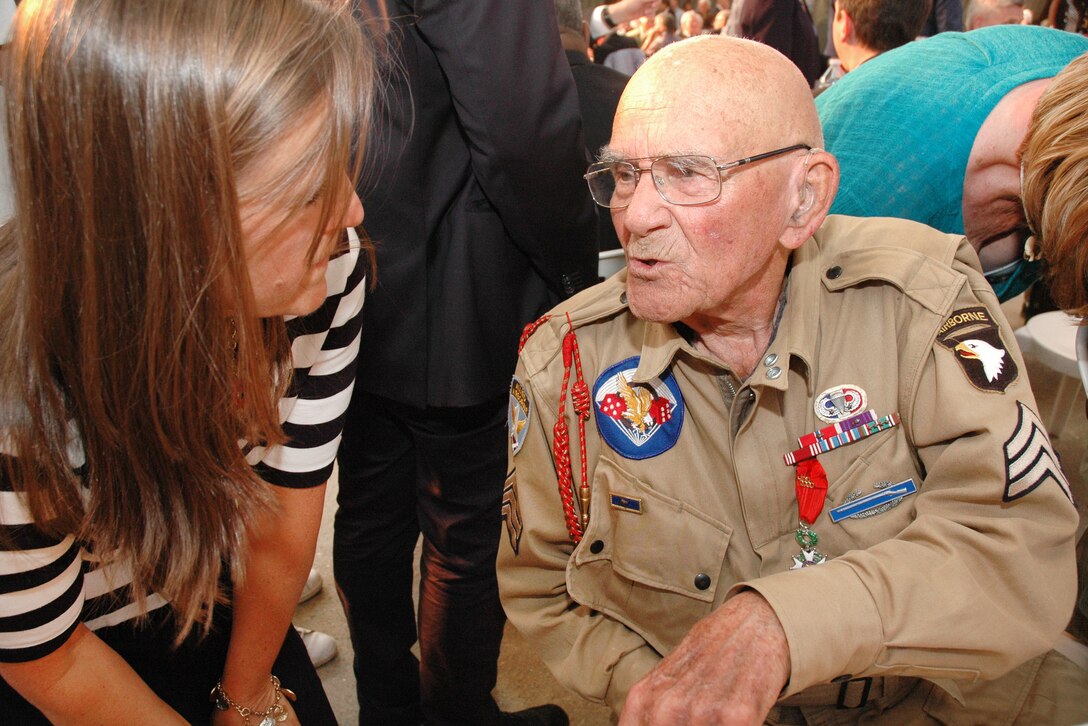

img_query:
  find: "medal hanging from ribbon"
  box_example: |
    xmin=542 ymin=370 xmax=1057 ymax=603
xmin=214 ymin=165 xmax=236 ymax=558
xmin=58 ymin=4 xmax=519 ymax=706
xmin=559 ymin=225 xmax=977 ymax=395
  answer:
xmin=791 ymin=458 xmax=828 ymax=569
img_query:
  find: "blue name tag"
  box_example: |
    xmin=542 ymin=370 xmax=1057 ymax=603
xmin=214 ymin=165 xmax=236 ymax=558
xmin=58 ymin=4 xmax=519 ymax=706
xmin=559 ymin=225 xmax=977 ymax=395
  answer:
xmin=828 ymin=479 xmax=917 ymax=523
xmin=610 ymin=494 xmax=643 ymax=514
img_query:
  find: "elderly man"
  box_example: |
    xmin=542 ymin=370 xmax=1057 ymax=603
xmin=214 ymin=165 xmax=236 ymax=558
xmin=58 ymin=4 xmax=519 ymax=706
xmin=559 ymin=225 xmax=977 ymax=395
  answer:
xmin=497 ymin=35 xmax=1084 ymax=724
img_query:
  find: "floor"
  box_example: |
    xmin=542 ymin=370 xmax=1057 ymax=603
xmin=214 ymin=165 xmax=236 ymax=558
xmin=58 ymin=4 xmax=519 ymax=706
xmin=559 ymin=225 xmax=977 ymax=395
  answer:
xmin=297 ymin=300 xmax=1088 ymax=726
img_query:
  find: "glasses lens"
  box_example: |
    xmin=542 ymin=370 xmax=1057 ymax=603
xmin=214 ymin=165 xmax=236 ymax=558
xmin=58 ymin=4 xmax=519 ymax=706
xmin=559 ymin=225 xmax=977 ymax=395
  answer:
xmin=652 ymin=155 xmax=720 ymax=205
xmin=586 ymin=162 xmax=638 ymax=209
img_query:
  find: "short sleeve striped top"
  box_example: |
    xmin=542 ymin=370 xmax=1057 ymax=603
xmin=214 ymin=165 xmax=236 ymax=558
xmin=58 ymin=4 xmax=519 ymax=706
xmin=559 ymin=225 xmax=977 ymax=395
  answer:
xmin=0 ymin=236 xmax=366 ymax=663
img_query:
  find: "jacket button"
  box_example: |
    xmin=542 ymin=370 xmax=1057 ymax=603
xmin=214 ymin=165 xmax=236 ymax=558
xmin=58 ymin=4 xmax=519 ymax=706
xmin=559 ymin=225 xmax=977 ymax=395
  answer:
xmin=763 ymin=353 xmax=778 ymax=367
xmin=831 ymin=674 xmax=853 ymax=683
xmin=589 ymin=540 xmax=605 ymax=554
xmin=693 ymin=573 xmax=711 ymax=590
xmin=620 ymin=292 xmax=628 ymax=305
xmin=766 ymin=366 xmax=782 ymax=380
xmin=826 ymin=265 xmax=843 ymax=280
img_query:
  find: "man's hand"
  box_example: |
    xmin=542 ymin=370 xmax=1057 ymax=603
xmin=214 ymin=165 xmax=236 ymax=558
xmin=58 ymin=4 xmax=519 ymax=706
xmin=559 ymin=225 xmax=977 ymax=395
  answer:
xmin=618 ymin=591 xmax=790 ymax=725
xmin=607 ymin=0 xmax=659 ymax=25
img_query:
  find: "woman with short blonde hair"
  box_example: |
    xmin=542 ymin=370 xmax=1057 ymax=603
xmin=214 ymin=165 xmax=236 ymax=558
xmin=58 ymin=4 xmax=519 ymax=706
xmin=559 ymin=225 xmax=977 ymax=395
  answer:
xmin=1021 ymin=52 xmax=1088 ymax=317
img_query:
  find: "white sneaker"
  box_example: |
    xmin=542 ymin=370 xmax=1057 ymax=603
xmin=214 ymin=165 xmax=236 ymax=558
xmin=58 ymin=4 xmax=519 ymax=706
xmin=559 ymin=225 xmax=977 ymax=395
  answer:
xmin=299 ymin=567 xmax=323 ymax=604
xmin=296 ymin=626 xmax=338 ymax=668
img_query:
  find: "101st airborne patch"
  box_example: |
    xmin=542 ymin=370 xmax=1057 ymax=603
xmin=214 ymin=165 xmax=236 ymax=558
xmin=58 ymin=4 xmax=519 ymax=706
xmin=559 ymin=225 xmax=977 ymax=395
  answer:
xmin=936 ymin=306 xmax=1018 ymax=393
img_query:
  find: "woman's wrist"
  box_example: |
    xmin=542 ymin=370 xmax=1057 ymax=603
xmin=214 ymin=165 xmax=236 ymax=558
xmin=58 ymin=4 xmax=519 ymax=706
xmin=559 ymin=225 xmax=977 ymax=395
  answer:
xmin=210 ymin=674 xmax=296 ymax=725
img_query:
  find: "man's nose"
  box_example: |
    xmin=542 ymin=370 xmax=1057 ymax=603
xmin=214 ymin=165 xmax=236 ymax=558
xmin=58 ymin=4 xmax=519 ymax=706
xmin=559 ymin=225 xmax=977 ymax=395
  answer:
xmin=619 ymin=168 xmax=669 ymax=235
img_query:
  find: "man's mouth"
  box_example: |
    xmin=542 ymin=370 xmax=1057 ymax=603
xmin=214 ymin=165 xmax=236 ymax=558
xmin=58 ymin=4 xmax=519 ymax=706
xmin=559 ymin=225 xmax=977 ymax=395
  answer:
xmin=629 ymin=255 xmax=663 ymax=272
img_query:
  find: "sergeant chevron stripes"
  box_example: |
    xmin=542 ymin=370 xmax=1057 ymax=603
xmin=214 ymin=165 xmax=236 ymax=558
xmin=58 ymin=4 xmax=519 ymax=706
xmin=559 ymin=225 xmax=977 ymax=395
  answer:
xmin=502 ymin=475 xmax=524 ymax=555
xmin=1003 ymin=402 xmax=1072 ymax=503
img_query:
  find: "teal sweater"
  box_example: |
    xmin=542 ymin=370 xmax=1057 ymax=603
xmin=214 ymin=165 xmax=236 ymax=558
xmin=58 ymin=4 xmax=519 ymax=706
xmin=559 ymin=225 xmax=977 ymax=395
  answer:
xmin=817 ymin=25 xmax=1088 ymax=235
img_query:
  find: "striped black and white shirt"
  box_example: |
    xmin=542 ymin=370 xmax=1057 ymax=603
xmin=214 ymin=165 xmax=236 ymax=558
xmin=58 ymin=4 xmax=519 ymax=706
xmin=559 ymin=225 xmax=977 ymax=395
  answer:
xmin=0 ymin=237 xmax=366 ymax=663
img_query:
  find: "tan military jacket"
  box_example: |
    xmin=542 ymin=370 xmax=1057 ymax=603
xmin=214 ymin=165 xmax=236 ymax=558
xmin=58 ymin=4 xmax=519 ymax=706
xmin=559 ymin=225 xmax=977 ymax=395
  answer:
xmin=497 ymin=215 xmax=1078 ymax=715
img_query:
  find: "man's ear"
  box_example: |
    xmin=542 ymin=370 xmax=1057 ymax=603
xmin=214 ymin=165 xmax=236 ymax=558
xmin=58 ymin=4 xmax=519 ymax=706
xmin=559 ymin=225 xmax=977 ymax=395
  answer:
xmin=781 ymin=149 xmax=839 ymax=250
xmin=841 ymin=9 xmax=855 ymax=44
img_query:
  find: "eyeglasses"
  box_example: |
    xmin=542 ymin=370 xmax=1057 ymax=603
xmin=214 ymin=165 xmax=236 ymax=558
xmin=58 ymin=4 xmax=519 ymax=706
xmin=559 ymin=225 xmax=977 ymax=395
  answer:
xmin=584 ymin=144 xmax=812 ymax=209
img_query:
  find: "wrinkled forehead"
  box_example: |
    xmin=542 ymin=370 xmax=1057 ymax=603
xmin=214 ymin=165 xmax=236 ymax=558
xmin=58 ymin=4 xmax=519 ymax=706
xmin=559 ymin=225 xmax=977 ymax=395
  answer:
xmin=611 ymin=49 xmax=786 ymax=159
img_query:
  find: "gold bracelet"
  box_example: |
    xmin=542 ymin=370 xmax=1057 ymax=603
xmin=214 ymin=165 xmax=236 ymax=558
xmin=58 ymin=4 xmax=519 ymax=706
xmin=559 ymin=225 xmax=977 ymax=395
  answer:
xmin=210 ymin=675 xmax=297 ymax=726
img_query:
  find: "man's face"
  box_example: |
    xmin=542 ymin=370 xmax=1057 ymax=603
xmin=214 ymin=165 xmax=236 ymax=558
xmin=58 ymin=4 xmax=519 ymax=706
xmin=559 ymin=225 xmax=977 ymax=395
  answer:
xmin=972 ymin=4 xmax=1024 ymax=28
xmin=608 ymin=91 xmax=798 ymax=326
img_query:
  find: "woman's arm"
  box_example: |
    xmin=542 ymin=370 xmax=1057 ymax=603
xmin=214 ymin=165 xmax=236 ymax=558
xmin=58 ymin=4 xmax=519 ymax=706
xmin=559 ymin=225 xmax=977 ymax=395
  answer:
xmin=211 ymin=482 xmax=326 ymax=725
xmin=0 ymin=625 xmax=186 ymax=724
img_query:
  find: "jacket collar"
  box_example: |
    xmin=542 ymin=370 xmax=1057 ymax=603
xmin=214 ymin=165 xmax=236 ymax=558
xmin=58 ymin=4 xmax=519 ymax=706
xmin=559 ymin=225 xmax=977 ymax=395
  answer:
xmin=628 ymin=236 xmax=822 ymax=398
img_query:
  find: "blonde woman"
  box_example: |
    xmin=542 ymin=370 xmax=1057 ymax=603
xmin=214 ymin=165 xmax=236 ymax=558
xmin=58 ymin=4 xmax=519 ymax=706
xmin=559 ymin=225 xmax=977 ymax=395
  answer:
xmin=1021 ymin=51 xmax=1088 ymax=317
xmin=0 ymin=0 xmax=374 ymax=722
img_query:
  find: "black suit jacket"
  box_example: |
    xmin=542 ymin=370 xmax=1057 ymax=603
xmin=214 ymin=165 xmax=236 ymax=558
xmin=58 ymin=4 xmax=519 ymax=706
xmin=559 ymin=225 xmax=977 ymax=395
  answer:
xmin=355 ymin=1 xmax=597 ymax=408
xmin=565 ymin=49 xmax=629 ymax=252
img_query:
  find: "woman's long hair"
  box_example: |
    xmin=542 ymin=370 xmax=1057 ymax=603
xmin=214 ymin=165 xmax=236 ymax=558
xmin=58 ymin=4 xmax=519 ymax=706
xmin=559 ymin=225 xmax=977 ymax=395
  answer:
xmin=0 ymin=0 xmax=374 ymax=640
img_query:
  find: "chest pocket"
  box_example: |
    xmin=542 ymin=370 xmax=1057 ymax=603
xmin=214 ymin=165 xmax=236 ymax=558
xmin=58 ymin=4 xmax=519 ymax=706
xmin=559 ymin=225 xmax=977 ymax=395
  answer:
xmin=816 ymin=426 xmax=923 ymax=553
xmin=568 ymin=456 xmax=733 ymax=655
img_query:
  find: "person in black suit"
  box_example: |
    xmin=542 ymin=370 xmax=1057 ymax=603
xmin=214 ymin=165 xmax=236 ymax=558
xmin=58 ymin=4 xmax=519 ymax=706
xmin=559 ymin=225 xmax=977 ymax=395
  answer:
xmin=556 ymin=0 xmax=630 ymax=252
xmin=335 ymin=3 xmax=597 ymax=725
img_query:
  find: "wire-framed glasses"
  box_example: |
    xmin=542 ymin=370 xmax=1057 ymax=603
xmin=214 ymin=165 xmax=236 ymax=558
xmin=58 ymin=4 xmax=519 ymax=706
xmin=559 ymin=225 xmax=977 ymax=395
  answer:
xmin=584 ymin=144 xmax=812 ymax=209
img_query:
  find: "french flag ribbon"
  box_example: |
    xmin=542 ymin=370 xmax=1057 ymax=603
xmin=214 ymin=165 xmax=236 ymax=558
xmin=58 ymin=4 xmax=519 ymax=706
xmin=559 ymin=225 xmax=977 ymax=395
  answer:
xmin=784 ymin=412 xmax=901 ymax=466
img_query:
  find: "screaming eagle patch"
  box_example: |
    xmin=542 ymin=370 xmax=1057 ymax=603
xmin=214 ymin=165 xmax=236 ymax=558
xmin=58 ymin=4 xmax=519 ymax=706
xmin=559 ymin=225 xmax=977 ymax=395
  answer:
xmin=593 ymin=357 xmax=684 ymax=459
xmin=936 ymin=306 xmax=1018 ymax=392
xmin=1003 ymin=402 xmax=1072 ymax=503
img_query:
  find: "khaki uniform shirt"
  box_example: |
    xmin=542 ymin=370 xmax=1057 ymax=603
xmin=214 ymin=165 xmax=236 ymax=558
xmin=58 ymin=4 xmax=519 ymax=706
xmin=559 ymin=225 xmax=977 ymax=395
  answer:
xmin=497 ymin=216 xmax=1078 ymax=715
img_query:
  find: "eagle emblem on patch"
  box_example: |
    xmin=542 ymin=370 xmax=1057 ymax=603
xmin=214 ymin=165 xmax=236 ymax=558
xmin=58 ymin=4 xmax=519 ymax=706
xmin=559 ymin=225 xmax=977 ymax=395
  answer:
xmin=502 ymin=470 xmax=523 ymax=555
xmin=1003 ymin=402 xmax=1072 ymax=503
xmin=508 ymin=377 xmax=531 ymax=455
xmin=936 ymin=306 xmax=1018 ymax=392
xmin=592 ymin=357 xmax=684 ymax=459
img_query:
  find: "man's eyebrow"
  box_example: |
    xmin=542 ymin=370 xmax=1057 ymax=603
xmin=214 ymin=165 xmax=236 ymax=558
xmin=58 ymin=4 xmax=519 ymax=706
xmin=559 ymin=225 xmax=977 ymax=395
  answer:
xmin=595 ymin=148 xmax=710 ymax=163
xmin=597 ymin=147 xmax=623 ymax=163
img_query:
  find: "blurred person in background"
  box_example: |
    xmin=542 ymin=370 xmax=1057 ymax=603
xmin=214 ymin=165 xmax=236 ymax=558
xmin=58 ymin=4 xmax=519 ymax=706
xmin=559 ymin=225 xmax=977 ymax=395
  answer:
xmin=817 ymin=25 xmax=1088 ymax=306
xmin=966 ymin=0 xmax=1028 ymax=28
xmin=334 ymin=2 xmax=596 ymax=724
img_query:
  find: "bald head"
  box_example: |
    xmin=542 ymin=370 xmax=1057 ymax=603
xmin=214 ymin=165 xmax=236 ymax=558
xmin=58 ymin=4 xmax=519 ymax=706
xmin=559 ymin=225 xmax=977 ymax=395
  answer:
xmin=618 ymin=35 xmax=824 ymax=152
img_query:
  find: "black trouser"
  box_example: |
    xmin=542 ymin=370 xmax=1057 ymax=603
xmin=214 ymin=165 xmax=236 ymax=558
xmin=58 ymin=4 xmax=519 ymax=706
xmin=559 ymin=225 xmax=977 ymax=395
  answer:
xmin=334 ymin=392 xmax=509 ymax=726
xmin=0 ymin=608 xmax=335 ymax=724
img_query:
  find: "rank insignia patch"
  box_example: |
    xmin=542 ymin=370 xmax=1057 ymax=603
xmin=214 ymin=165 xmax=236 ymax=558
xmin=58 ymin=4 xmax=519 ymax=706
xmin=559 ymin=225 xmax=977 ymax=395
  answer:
xmin=502 ymin=471 xmax=523 ymax=555
xmin=814 ymin=384 xmax=867 ymax=423
xmin=1003 ymin=402 xmax=1072 ymax=503
xmin=508 ymin=377 xmax=531 ymax=455
xmin=936 ymin=307 xmax=1018 ymax=392
xmin=593 ymin=357 xmax=684 ymax=460
xmin=610 ymin=493 xmax=644 ymax=514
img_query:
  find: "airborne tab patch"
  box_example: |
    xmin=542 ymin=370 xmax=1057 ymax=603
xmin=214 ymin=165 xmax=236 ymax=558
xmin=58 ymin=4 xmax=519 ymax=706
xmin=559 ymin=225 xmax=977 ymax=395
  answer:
xmin=1003 ymin=402 xmax=1072 ymax=503
xmin=593 ymin=357 xmax=684 ymax=459
xmin=936 ymin=306 xmax=1018 ymax=392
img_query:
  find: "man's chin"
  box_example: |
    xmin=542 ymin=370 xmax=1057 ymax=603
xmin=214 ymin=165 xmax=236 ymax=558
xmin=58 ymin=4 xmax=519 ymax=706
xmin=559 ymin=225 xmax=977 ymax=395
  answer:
xmin=627 ymin=292 xmax=685 ymax=325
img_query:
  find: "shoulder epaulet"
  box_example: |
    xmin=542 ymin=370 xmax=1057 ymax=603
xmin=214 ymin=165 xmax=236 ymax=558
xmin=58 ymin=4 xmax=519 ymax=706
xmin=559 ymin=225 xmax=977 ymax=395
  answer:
xmin=814 ymin=215 xmax=969 ymax=316
xmin=518 ymin=274 xmax=629 ymax=355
